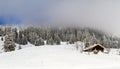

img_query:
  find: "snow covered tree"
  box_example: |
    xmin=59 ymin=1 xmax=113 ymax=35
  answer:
xmin=54 ymin=34 xmax=61 ymax=45
xmin=76 ymin=31 xmax=82 ymax=41
xmin=47 ymin=37 xmax=54 ymax=45
xmin=102 ymin=35 xmax=109 ymax=48
xmin=5 ymin=26 xmax=12 ymax=35
xmin=0 ymin=27 xmax=4 ymax=36
xmin=84 ymin=30 xmax=91 ymax=48
xmin=4 ymin=33 xmax=16 ymax=52
xmin=35 ymin=37 xmax=44 ymax=46
xmin=90 ymin=33 xmax=97 ymax=45
xmin=117 ymin=39 xmax=120 ymax=55
xmin=18 ymin=30 xmax=27 ymax=45
xmin=28 ymin=32 xmax=38 ymax=45
xmin=12 ymin=28 xmax=18 ymax=43
xmin=69 ymin=34 xmax=76 ymax=44
xmin=118 ymin=39 xmax=120 ymax=48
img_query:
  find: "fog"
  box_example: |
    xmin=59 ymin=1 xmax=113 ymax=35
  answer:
xmin=0 ymin=0 xmax=120 ymax=35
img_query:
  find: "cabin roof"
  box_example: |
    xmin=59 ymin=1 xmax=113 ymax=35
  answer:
xmin=83 ymin=43 xmax=106 ymax=51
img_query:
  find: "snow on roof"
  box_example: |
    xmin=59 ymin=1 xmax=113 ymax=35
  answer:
xmin=83 ymin=43 xmax=106 ymax=51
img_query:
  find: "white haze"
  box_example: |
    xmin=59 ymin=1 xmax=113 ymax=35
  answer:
xmin=0 ymin=0 xmax=120 ymax=36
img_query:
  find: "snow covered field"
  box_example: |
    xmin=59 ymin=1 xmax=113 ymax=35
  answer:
xmin=0 ymin=43 xmax=120 ymax=69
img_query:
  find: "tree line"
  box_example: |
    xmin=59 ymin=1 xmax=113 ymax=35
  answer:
xmin=0 ymin=26 xmax=119 ymax=52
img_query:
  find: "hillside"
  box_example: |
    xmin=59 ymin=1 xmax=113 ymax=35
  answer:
xmin=0 ymin=43 xmax=120 ymax=69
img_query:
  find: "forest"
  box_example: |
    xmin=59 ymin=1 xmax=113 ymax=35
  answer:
xmin=0 ymin=26 xmax=119 ymax=52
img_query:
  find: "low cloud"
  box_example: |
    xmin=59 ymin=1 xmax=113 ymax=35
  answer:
xmin=48 ymin=0 xmax=120 ymax=36
xmin=0 ymin=0 xmax=120 ymax=35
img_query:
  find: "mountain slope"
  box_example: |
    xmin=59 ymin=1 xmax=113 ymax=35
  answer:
xmin=0 ymin=44 xmax=120 ymax=69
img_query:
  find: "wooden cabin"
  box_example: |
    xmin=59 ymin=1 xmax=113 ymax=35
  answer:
xmin=83 ymin=44 xmax=107 ymax=54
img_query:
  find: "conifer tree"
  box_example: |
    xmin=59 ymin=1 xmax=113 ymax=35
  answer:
xmin=54 ymin=34 xmax=61 ymax=45
xmin=69 ymin=34 xmax=76 ymax=44
xmin=46 ymin=37 xmax=54 ymax=45
xmin=35 ymin=37 xmax=44 ymax=46
xmin=4 ymin=33 xmax=16 ymax=52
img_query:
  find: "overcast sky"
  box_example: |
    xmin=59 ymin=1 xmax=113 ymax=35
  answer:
xmin=0 ymin=0 xmax=120 ymax=35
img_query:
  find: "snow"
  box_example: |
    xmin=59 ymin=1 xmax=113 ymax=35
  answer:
xmin=0 ymin=43 xmax=120 ymax=69
xmin=15 ymin=42 xmax=34 ymax=50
